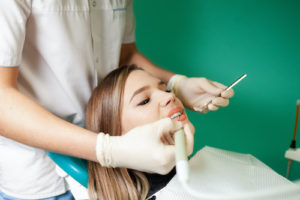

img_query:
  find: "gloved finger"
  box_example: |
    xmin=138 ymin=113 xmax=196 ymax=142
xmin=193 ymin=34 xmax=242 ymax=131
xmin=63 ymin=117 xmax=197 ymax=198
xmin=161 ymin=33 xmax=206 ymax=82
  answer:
xmin=211 ymin=97 xmax=229 ymax=107
xmin=212 ymin=81 xmax=234 ymax=98
xmin=211 ymin=81 xmax=235 ymax=98
xmin=155 ymin=118 xmax=183 ymax=138
xmin=208 ymin=103 xmax=219 ymax=111
xmin=184 ymin=123 xmax=194 ymax=156
xmin=212 ymin=81 xmax=227 ymax=89
xmin=158 ymin=145 xmax=176 ymax=174
xmin=163 ymin=132 xmax=175 ymax=145
xmin=193 ymin=95 xmax=215 ymax=113
xmin=194 ymin=105 xmax=209 ymax=113
xmin=160 ymin=135 xmax=168 ymax=144
xmin=221 ymin=88 xmax=234 ymax=98
xmin=198 ymin=78 xmax=223 ymax=96
xmin=201 ymin=109 xmax=209 ymax=114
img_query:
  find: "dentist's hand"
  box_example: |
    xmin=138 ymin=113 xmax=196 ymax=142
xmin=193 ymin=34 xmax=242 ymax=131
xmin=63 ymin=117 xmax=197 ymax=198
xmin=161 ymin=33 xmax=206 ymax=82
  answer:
xmin=96 ymin=118 xmax=191 ymax=174
xmin=168 ymin=75 xmax=234 ymax=113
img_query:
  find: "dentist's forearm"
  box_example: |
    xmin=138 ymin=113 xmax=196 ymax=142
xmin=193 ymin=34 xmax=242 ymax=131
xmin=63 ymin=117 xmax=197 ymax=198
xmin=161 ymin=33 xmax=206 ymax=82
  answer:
xmin=0 ymin=86 xmax=98 ymax=162
xmin=130 ymin=51 xmax=174 ymax=83
xmin=119 ymin=43 xmax=174 ymax=83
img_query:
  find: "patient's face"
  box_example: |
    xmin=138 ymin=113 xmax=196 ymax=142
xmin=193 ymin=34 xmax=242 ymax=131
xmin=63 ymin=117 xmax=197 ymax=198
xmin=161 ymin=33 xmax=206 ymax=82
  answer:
xmin=121 ymin=70 xmax=193 ymax=134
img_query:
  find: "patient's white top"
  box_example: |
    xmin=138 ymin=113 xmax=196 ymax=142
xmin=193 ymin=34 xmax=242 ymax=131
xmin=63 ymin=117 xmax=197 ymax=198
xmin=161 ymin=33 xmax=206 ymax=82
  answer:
xmin=0 ymin=0 xmax=134 ymax=198
xmin=155 ymin=146 xmax=298 ymax=200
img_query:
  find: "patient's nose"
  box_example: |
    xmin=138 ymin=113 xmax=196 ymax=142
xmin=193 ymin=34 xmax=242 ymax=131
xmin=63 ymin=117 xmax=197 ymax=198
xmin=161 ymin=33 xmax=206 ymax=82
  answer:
xmin=160 ymin=92 xmax=176 ymax=107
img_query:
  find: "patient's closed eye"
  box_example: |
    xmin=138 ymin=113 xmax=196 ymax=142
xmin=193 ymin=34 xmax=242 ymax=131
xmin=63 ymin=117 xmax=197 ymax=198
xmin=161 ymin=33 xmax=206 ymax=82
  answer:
xmin=138 ymin=98 xmax=150 ymax=106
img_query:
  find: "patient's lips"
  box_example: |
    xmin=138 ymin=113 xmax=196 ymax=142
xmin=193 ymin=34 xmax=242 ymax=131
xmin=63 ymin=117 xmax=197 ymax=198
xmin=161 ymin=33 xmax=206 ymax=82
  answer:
xmin=168 ymin=106 xmax=187 ymax=122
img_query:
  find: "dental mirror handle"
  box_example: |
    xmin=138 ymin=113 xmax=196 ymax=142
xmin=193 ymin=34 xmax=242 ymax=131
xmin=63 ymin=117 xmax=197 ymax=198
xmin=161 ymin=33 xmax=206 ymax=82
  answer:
xmin=174 ymin=129 xmax=189 ymax=182
xmin=194 ymin=74 xmax=247 ymax=112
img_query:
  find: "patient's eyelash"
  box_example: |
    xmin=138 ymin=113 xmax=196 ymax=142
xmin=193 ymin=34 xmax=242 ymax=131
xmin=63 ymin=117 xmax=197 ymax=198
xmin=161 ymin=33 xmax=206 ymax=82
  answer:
xmin=138 ymin=98 xmax=150 ymax=106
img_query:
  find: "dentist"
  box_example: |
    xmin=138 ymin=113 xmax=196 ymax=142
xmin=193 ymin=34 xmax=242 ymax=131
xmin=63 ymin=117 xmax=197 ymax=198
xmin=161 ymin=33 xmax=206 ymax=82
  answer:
xmin=0 ymin=0 xmax=233 ymax=199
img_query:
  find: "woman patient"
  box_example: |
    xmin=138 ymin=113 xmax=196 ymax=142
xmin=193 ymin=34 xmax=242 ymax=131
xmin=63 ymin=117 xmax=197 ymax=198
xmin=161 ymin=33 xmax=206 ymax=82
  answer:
xmin=86 ymin=64 xmax=194 ymax=200
xmin=85 ymin=65 xmax=296 ymax=200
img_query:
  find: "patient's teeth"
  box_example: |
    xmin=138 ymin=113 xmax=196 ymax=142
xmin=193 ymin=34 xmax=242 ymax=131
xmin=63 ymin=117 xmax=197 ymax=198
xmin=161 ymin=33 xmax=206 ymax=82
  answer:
xmin=170 ymin=112 xmax=181 ymax=120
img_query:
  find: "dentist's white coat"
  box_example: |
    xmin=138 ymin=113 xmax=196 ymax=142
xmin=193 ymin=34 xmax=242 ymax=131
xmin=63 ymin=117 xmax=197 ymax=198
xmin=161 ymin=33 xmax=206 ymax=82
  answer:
xmin=0 ymin=0 xmax=134 ymax=198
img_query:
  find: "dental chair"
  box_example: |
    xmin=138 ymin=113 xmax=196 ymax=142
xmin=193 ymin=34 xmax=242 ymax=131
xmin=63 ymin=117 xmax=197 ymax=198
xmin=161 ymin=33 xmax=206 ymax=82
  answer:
xmin=47 ymin=152 xmax=89 ymax=198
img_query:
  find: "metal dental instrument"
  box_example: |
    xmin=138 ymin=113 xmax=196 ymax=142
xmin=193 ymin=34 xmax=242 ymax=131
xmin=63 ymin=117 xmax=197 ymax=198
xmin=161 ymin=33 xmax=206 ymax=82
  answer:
xmin=286 ymin=100 xmax=300 ymax=179
xmin=194 ymin=74 xmax=247 ymax=112
xmin=225 ymin=74 xmax=247 ymax=92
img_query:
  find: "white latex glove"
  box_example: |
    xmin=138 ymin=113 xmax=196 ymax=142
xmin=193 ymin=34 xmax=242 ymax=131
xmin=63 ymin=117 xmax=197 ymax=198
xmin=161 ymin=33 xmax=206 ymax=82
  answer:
xmin=96 ymin=118 xmax=193 ymax=174
xmin=184 ymin=123 xmax=194 ymax=156
xmin=167 ymin=75 xmax=234 ymax=113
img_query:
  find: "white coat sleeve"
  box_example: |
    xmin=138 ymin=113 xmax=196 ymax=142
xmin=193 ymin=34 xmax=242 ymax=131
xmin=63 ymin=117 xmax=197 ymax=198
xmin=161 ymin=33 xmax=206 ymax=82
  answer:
xmin=122 ymin=0 xmax=135 ymax=44
xmin=0 ymin=0 xmax=31 ymax=67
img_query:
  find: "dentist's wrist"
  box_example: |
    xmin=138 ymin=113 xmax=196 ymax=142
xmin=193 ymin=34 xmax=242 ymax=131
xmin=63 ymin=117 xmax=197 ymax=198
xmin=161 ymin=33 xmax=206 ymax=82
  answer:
xmin=96 ymin=132 xmax=124 ymax=168
xmin=167 ymin=74 xmax=187 ymax=96
xmin=96 ymin=132 xmax=114 ymax=167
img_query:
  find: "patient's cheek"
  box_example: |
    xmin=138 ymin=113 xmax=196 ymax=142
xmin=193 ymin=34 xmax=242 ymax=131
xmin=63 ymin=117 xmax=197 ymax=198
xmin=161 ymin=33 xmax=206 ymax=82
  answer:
xmin=121 ymin=117 xmax=148 ymax=135
xmin=121 ymin=117 xmax=135 ymax=135
xmin=121 ymin=123 xmax=135 ymax=135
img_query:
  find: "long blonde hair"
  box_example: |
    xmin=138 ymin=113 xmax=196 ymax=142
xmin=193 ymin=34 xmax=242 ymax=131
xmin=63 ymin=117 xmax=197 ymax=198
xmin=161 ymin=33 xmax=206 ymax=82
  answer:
xmin=86 ymin=65 xmax=149 ymax=200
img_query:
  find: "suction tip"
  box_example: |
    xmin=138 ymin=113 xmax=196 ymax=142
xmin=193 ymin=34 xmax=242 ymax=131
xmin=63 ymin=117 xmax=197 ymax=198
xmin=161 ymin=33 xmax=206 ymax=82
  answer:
xmin=297 ymin=100 xmax=300 ymax=106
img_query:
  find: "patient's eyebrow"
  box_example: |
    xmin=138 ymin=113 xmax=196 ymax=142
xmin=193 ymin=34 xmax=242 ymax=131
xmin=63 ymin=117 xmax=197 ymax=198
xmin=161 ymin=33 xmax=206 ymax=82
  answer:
xmin=130 ymin=81 xmax=166 ymax=103
xmin=130 ymin=85 xmax=150 ymax=102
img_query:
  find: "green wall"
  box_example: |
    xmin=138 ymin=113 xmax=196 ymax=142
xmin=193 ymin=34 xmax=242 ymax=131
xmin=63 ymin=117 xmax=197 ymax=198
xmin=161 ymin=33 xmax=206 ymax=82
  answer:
xmin=134 ymin=0 xmax=300 ymax=180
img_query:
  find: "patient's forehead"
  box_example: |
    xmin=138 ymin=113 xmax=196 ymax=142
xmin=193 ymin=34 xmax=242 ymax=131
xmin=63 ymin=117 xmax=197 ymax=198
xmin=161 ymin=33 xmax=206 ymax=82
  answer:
xmin=127 ymin=70 xmax=159 ymax=88
xmin=128 ymin=70 xmax=157 ymax=84
xmin=123 ymin=70 xmax=159 ymax=100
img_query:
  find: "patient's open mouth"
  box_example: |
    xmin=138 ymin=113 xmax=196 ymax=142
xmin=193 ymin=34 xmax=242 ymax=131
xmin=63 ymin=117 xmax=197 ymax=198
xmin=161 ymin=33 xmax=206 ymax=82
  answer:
xmin=170 ymin=112 xmax=181 ymax=120
xmin=168 ymin=107 xmax=186 ymax=122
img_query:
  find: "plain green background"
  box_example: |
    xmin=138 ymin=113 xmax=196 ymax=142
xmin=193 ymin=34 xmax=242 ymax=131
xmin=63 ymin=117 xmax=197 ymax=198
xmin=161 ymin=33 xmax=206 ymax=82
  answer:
xmin=134 ymin=0 xmax=300 ymax=180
